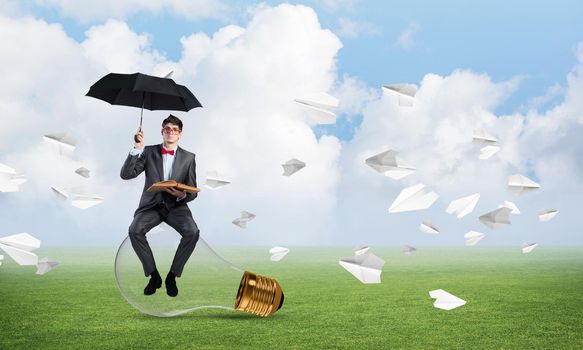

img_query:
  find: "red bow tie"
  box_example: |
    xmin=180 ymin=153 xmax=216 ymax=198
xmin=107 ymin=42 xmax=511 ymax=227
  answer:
xmin=162 ymin=148 xmax=175 ymax=156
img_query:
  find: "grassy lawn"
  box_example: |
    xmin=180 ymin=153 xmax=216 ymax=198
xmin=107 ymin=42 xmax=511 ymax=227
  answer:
xmin=1 ymin=246 xmax=582 ymax=349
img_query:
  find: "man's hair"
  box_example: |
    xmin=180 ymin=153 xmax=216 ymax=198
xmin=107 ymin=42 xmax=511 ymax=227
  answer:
xmin=162 ymin=114 xmax=183 ymax=130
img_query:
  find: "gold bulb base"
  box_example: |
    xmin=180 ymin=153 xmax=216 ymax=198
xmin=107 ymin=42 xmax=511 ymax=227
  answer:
xmin=234 ymin=271 xmax=284 ymax=317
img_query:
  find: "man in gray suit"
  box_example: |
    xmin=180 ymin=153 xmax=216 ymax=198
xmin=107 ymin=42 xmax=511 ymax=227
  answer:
xmin=120 ymin=115 xmax=200 ymax=297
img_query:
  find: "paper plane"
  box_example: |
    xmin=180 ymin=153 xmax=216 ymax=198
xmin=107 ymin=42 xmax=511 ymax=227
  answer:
xmin=403 ymin=245 xmax=417 ymax=255
xmin=0 ymin=163 xmax=27 ymax=192
xmin=419 ymin=220 xmax=439 ymax=234
xmin=522 ymin=242 xmax=537 ymax=254
xmin=479 ymin=145 xmax=500 ymax=159
xmin=36 ymin=257 xmax=60 ymax=275
xmin=0 ymin=232 xmax=40 ymax=266
xmin=354 ymin=246 xmax=370 ymax=255
xmin=382 ymin=83 xmax=417 ymax=107
xmin=43 ymin=132 xmax=77 ymax=152
xmin=163 ymin=70 xmax=174 ymax=78
xmin=389 ymin=184 xmax=439 ymax=213
xmin=538 ymin=209 xmax=558 ymax=222
xmin=498 ymin=200 xmax=520 ymax=214
xmin=464 ymin=231 xmax=485 ymax=246
xmin=365 ymin=150 xmax=416 ymax=180
xmin=479 ymin=207 xmax=512 ymax=229
xmin=232 ymin=211 xmax=256 ymax=229
xmin=50 ymin=186 xmax=69 ymax=200
xmin=0 ymin=254 xmax=3 ymax=267
xmin=282 ymin=158 xmax=306 ymax=176
xmin=75 ymin=167 xmax=91 ymax=178
xmin=472 ymin=129 xmax=498 ymax=144
xmin=204 ymin=171 xmax=231 ymax=189
xmin=294 ymin=92 xmax=339 ymax=124
xmin=429 ymin=289 xmax=466 ymax=311
xmin=508 ymin=174 xmax=540 ymax=196
xmin=269 ymin=246 xmax=289 ymax=262
xmin=446 ymin=193 xmax=480 ymax=219
xmin=339 ymin=252 xmax=385 ymax=284
xmin=71 ymin=193 xmax=104 ymax=209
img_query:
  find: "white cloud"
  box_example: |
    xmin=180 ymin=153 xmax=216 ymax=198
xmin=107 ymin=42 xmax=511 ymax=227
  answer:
xmin=34 ymin=0 xmax=228 ymax=23
xmin=396 ymin=22 xmax=420 ymax=50
xmin=336 ymin=17 xmax=380 ymax=39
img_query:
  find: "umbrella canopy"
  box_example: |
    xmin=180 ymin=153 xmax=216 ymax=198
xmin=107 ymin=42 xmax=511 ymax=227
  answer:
xmin=86 ymin=72 xmax=202 ymax=111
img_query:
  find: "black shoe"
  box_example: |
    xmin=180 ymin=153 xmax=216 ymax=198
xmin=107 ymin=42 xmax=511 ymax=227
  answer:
xmin=144 ymin=272 xmax=162 ymax=296
xmin=165 ymin=272 xmax=178 ymax=297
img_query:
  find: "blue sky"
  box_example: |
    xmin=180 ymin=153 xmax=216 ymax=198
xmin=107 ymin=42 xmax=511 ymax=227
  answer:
xmin=25 ymin=0 xmax=583 ymax=124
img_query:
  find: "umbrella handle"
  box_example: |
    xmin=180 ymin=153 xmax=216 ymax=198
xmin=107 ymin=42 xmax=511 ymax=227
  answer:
xmin=133 ymin=101 xmax=144 ymax=143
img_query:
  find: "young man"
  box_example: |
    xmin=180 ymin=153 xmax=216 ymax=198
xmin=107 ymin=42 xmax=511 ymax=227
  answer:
xmin=120 ymin=114 xmax=200 ymax=297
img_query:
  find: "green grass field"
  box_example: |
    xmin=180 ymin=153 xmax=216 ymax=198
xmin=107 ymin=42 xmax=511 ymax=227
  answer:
xmin=1 ymin=247 xmax=583 ymax=349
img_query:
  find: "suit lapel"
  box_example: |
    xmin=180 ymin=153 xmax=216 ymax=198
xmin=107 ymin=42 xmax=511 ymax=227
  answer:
xmin=170 ymin=146 xmax=181 ymax=181
xmin=154 ymin=144 xmax=164 ymax=181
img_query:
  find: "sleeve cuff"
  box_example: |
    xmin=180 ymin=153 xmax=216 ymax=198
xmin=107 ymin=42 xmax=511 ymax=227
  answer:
xmin=129 ymin=147 xmax=143 ymax=156
xmin=176 ymin=193 xmax=187 ymax=202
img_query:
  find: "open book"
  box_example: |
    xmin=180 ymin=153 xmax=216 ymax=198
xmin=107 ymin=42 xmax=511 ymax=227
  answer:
xmin=146 ymin=180 xmax=201 ymax=194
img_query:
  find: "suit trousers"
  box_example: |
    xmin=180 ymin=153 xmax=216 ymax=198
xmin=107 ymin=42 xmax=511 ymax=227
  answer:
xmin=128 ymin=203 xmax=200 ymax=277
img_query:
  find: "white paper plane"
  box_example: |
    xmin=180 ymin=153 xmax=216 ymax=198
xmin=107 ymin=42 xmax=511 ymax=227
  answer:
xmin=282 ymin=158 xmax=306 ymax=176
xmin=446 ymin=193 xmax=480 ymax=219
xmin=479 ymin=145 xmax=500 ymax=159
xmin=522 ymin=242 xmax=537 ymax=254
xmin=479 ymin=207 xmax=512 ymax=229
xmin=472 ymin=129 xmax=498 ymax=144
xmin=464 ymin=231 xmax=485 ymax=246
xmin=204 ymin=171 xmax=231 ymax=189
xmin=163 ymin=70 xmax=174 ymax=78
xmin=508 ymin=174 xmax=540 ymax=196
xmin=498 ymin=200 xmax=520 ymax=214
xmin=365 ymin=150 xmax=416 ymax=180
xmin=382 ymin=83 xmax=417 ymax=107
xmin=354 ymin=246 xmax=370 ymax=255
xmin=75 ymin=167 xmax=91 ymax=178
xmin=269 ymin=246 xmax=289 ymax=262
xmin=0 ymin=254 xmax=3 ymax=267
xmin=232 ymin=211 xmax=256 ymax=229
xmin=50 ymin=186 xmax=69 ymax=200
xmin=0 ymin=163 xmax=27 ymax=192
xmin=0 ymin=232 xmax=40 ymax=266
xmin=429 ymin=289 xmax=466 ymax=311
xmin=403 ymin=245 xmax=417 ymax=255
xmin=43 ymin=132 xmax=77 ymax=152
xmin=339 ymin=252 xmax=385 ymax=284
xmin=389 ymin=184 xmax=439 ymax=213
xmin=538 ymin=209 xmax=558 ymax=222
xmin=71 ymin=193 xmax=104 ymax=210
xmin=419 ymin=220 xmax=439 ymax=234
xmin=36 ymin=257 xmax=60 ymax=275
xmin=294 ymin=92 xmax=339 ymax=124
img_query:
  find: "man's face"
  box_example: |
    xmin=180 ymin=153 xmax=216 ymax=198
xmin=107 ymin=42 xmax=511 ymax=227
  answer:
xmin=161 ymin=123 xmax=181 ymax=144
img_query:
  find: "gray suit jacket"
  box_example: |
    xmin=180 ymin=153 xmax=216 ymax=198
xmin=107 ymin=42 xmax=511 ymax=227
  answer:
xmin=120 ymin=144 xmax=198 ymax=216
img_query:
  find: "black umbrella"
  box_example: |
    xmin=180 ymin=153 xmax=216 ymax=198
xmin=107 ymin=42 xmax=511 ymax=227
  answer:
xmin=86 ymin=72 xmax=202 ymax=141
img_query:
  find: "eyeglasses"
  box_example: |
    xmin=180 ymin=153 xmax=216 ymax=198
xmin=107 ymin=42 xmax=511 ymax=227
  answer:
xmin=163 ymin=127 xmax=181 ymax=134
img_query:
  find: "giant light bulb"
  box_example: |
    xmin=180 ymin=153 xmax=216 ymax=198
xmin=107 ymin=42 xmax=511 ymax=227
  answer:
xmin=114 ymin=229 xmax=284 ymax=317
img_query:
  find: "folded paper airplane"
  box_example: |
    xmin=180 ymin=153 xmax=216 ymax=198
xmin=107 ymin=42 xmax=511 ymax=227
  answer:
xmin=389 ymin=184 xmax=439 ymax=213
xmin=269 ymin=246 xmax=290 ymax=262
xmin=339 ymin=251 xmax=385 ymax=284
xmin=446 ymin=193 xmax=480 ymax=219
xmin=282 ymin=158 xmax=306 ymax=176
xmin=365 ymin=149 xmax=416 ymax=180
xmin=508 ymin=174 xmax=540 ymax=196
xmin=0 ymin=232 xmax=41 ymax=266
xmin=429 ymin=289 xmax=466 ymax=310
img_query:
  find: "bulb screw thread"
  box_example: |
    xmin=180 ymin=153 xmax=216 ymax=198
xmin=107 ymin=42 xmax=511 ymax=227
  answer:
xmin=234 ymin=271 xmax=284 ymax=317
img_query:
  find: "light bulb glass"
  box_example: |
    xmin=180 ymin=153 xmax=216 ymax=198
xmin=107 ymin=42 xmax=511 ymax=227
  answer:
xmin=114 ymin=229 xmax=283 ymax=317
